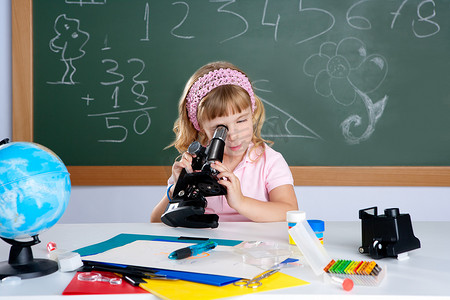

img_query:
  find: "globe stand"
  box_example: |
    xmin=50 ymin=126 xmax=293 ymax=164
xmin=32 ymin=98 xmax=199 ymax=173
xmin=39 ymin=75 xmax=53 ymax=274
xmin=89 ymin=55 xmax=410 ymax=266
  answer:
xmin=0 ymin=235 xmax=58 ymax=279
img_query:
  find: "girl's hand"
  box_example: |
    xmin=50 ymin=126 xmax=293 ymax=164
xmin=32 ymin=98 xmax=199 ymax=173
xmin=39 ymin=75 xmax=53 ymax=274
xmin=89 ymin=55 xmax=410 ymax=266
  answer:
xmin=211 ymin=161 xmax=245 ymax=210
xmin=151 ymin=152 xmax=194 ymax=223
xmin=172 ymin=152 xmax=194 ymax=183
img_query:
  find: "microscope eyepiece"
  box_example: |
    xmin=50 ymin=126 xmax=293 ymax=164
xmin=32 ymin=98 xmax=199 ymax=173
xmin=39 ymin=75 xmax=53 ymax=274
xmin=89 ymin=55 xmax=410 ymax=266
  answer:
xmin=207 ymin=125 xmax=228 ymax=163
xmin=212 ymin=125 xmax=228 ymax=142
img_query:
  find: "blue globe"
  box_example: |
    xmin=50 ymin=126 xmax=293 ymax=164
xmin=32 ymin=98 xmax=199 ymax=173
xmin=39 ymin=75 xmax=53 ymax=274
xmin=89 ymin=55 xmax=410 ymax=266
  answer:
xmin=0 ymin=142 xmax=71 ymax=240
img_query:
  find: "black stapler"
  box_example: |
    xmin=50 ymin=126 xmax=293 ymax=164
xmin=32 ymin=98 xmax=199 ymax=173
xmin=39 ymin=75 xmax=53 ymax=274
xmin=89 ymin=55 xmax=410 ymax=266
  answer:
xmin=358 ymin=207 xmax=421 ymax=259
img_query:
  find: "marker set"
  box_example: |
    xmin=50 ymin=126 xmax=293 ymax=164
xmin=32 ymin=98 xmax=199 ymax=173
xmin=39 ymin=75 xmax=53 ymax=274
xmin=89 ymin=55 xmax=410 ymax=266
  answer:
xmin=288 ymin=217 xmax=385 ymax=288
xmin=324 ymin=259 xmax=385 ymax=286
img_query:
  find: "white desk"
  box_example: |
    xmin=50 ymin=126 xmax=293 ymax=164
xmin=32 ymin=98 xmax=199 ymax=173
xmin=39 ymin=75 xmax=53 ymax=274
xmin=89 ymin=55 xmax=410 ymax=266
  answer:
xmin=0 ymin=222 xmax=449 ymax=299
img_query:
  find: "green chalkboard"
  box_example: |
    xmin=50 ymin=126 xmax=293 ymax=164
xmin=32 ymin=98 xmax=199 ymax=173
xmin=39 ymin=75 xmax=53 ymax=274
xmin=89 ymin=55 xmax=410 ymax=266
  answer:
xmin=32 ymin=0 xmax=450 ymax=167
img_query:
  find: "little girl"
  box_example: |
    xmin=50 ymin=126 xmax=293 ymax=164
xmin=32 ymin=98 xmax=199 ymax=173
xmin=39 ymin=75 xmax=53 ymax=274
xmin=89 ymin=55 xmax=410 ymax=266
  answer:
xmin=150 ymin=61 xmax=298 ymax=222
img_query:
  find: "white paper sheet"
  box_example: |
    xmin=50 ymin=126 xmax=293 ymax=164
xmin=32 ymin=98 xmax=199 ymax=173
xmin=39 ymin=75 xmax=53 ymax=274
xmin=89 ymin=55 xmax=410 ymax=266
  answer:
xmin=82 ymin=240 xmax=265 ymax=279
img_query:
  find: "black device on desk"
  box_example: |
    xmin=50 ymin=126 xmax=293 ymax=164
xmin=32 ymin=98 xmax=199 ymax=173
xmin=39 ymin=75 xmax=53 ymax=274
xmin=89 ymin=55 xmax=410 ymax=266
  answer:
xmin=161 ymin=125 xmax=228 ymax=229
xmin=358 ymin=207 xmax=421 ymax=259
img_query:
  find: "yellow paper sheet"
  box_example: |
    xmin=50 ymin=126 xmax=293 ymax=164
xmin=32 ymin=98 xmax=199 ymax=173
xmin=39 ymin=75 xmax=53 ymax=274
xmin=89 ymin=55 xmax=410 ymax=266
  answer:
xmin=139 ymin=272 xmax=309 ymax=300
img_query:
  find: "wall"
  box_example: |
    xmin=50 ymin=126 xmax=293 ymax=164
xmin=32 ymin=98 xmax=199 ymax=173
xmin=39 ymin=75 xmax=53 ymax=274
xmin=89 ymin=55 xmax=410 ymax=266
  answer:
xmin=1 ymin=1 xmax=11 ymax=142
xmin=2 ymin=1 xmax=449 ymax=223
xmin=58 ymin=185 xmax=450 ymax=223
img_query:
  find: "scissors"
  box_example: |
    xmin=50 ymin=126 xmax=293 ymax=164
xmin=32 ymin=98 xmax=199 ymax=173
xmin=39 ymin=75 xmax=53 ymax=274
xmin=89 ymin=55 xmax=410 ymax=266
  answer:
xmin=233 ymin=269 xmax=280 ymax=288
xmin=77 ymin=272 xmax=122 ymax=285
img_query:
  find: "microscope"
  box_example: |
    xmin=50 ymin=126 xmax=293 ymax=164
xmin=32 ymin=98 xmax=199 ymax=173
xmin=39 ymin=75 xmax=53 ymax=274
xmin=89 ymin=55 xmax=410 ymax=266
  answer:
xmin=358 ymin=207 xmax=421 ymax=259
xmin=161 ymin=125 xmax=228 ymax=228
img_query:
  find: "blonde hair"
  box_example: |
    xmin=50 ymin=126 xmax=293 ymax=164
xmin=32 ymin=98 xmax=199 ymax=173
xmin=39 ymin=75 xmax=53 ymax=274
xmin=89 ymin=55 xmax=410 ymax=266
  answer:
xmin=169 ymin=61 xmax=271 ymax=157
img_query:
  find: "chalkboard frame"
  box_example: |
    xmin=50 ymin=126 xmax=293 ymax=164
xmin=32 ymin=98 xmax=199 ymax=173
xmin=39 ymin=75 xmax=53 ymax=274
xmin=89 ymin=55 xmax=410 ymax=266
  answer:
xmin=11 ymin=0 xmax=450 ymax=186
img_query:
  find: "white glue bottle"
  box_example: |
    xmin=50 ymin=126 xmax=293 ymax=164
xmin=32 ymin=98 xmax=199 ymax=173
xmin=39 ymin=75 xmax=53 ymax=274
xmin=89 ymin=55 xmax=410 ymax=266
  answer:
xmin=287 ymin=210 xmax=331 ymax=276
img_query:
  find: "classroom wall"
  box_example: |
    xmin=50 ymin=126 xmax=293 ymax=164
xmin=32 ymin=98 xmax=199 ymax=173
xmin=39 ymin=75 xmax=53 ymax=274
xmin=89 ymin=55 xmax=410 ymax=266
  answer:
xmin=1 ymin=2 xmax=11 ymax=143
xmin=2 ymin=1 xmax=449 ymax=223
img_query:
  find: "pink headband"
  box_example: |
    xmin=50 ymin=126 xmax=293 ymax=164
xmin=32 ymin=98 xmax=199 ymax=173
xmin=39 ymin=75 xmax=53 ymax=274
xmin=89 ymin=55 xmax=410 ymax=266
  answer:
xmin=186 ymin=68 xmax=256 ymax=131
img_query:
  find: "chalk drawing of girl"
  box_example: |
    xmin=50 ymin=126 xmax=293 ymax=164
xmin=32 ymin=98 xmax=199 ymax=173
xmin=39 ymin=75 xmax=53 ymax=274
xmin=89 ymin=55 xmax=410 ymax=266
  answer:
xmin=48 ymin=14 xmax=90 ymax=85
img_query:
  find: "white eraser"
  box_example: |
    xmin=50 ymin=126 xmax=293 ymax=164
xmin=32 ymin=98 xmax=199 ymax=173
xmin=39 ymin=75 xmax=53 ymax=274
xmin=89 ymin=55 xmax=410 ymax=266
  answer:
xmin=57 ymin=252 xmax=83 ymax=272
xmin=48 ymin=248 xmax=69 ymax=261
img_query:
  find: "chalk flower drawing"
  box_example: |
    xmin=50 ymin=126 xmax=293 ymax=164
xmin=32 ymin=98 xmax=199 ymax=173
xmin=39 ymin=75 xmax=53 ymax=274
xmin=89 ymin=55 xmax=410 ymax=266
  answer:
xmin=303 ymin=37 xmax=388 ymax=144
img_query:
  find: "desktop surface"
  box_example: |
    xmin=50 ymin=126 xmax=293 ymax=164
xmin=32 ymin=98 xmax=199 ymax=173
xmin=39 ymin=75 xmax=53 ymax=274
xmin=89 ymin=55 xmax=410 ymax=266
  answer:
xmin=0 ymin=221 xmax=449 ymax=299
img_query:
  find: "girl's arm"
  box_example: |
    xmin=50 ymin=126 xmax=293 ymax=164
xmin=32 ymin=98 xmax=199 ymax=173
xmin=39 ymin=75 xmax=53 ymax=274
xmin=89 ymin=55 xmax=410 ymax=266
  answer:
xmin=150 ymin=152 xmax=193 ymax=222
xmin=150 ymin=185 xmax=174 ymax=222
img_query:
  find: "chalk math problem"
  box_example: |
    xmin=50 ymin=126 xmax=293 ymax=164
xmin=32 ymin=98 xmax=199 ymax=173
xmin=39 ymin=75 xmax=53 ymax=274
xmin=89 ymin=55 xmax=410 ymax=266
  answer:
xmin=30 ymin=0 xmax=450 ymax=169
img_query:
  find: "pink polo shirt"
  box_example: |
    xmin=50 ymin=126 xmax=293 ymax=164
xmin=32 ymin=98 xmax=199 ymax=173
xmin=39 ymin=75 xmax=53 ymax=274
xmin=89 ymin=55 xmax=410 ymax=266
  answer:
xmin=205 ymin=144 xmax=293 ymax=221
xmin=168 ymin=144 xmax=293 ymax=222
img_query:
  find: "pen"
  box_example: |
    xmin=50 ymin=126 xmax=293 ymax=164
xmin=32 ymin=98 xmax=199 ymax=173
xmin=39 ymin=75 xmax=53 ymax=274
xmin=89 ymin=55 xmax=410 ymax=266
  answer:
xmin=82 ymin=261 xmax=157 ymax=279
xmin=123 ymin=275 xmax=146 ymax=286
xmin=168 ymin=240 xmax=218 ymax=260
xmin=178 ymin=236 xmax=209 ymax=241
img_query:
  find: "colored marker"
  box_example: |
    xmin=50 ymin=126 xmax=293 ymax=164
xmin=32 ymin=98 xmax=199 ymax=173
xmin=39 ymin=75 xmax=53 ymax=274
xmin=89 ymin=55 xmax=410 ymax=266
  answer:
xmin=168 ymin=241 xmax=218 ymax=260
xmin=340 ymin=260 xmax=351 ymax=273
xmin=323 ymin=260 xmax=335 ymax=273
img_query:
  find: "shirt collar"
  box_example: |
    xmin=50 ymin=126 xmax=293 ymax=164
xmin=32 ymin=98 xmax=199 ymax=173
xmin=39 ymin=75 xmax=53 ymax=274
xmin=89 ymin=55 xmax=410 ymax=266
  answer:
xmin=235 ymin=142 xmax=264 ymax=171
